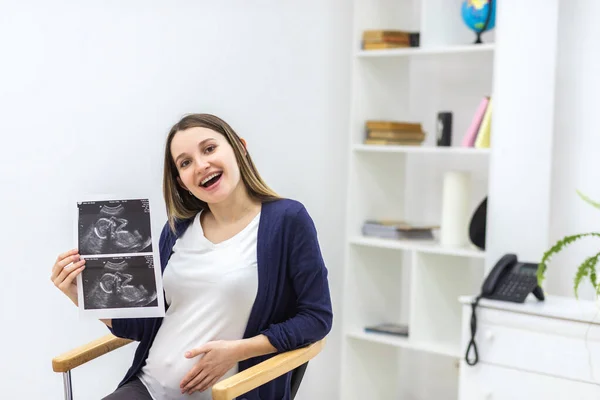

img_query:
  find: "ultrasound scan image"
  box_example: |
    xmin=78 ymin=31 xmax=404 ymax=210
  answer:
xmin=78 ymin=199 xmax=153 ymax=255
xmin=81 ymin=256 xmax=158 ymax=310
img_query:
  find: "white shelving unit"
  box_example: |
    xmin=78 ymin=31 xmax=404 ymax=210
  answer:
xmin=340 ymin=0 xmax=496 ymax=399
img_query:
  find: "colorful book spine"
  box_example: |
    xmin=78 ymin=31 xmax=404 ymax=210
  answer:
xmin=474 ymin=98 xmax=493 ymax=148
xmin=461 ymin=96 xmax=490 ymax=147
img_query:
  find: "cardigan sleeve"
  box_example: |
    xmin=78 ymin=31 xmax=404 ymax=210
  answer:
xmin=261 ymin=205 xmax=333 ymax=352
xmin=108 ymin=318 xmax=146 ymax=341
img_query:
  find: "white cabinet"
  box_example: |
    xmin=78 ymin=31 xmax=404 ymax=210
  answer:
xmin=458 ymin=296 xmax=600 ymax=399
xmin=460 ymin=363 xmax=600 ymax=400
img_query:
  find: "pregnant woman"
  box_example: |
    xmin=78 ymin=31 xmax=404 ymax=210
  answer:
xmin=50 ymin=113 xmax=333 ymax=400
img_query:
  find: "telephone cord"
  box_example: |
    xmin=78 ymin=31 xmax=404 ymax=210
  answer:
xmin=464 ymin=294 xmax=482 ymax=366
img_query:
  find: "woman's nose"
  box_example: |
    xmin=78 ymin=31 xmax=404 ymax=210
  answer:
xmin=194 ymin=157 xmax=210 ymax=171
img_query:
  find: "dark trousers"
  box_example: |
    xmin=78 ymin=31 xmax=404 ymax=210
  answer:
xmin=102 ymin=377 xmax=153 ymax=400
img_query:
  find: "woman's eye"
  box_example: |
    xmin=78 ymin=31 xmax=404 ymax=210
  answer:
xmin=204 ymin=145 xmax=216 ymax=154
xmin=180 ymin=160 xmax=190 ymax=168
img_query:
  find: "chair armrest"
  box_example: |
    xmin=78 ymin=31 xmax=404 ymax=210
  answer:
xmin=211 ymin=338 xmax=326 ymax=400
xmin=52 ymin=333 xmax=133 ymax=373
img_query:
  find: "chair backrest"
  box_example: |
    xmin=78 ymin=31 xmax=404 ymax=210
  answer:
xmin=290 ymin=362 xmax=309 ymax=399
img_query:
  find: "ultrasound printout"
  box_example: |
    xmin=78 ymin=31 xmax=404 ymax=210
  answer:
xmin=75 ymin=197 xmax=165 ymax=319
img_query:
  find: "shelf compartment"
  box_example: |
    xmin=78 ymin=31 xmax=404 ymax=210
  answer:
xmin=346 ymin=330 xmax=459 ymax=358
xmin=341 ymin=332 xmax=460 ymax=399
xmin=409 ymin=252 xmax=485 ymax=359
xmin=343 ymin=245 xmax=411 ymax=333
xmin=349 ymin=235 xmax=486 ymax=259
xmin=341 ymin=335 xmax=402 ymax=399
xmin=346 ymin=151 xmax=408 ymax=230
xmin=352 ymin=143 xmax=490 ymax=155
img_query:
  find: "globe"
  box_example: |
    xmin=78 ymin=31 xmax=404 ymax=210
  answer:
xmin=461 ymin=0 xmax=496 ymax=44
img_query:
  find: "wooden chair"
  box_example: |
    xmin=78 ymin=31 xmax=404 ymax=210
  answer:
xmin=52 ymin=334 xmax=325 ymax=400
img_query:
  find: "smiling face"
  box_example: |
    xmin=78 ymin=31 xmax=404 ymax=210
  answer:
xmin=162 ymin=113 xmax=280 ymax=232
xmin=170 ymin=127 xmax=244 ymax=205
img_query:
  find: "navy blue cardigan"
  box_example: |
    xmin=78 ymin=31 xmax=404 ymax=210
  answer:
xmin=108 ymin=198 xmax=333 ymax=399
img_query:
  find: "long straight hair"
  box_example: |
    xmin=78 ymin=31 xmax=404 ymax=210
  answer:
xmin=163 ymin=113 xmax=280 ymax=232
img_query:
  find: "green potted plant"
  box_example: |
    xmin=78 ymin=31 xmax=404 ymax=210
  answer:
xmin=537 ymin=190 xmax=600 ymax=299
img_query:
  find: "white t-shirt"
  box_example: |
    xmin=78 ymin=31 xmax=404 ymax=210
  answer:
xmin=138 ymin=211 xmax=260 ymax=400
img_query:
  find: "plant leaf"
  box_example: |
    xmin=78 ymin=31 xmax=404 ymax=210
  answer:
xmin=574 ymin=251 xmax=600 ymax=299
xmin=537 ymin=232 xmax=600 ymax=287
xmin=576 ymin=190 xmax=600 ymax=209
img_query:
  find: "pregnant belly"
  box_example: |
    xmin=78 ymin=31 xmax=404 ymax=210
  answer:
xmin=140 ymin=327 xmax=238 ymax=399
xmin=141 ymin=354 xmax=201 ymax=398
xmin=140 ymin=351 xmax=237 ymax=400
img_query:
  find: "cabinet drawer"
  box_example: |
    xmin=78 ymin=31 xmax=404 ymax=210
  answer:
xmin=459 ymin=362 xmax=600 ymax=400
xmin=470 ymin=314 xmax=600 ymax=384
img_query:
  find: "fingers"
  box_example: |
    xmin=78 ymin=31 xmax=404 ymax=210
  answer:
xmin=51 ymin=249 xmax=80 ymax=279
xmin=185 ymin=343 xmax=210 ymax=359
xmin=51 ymin=249 xmax=86 ymax=295
xmin=195 ymin=375 xmax=220 ymax=394
xmin=57 ymin=263 xmax=86 ymax=292
xmin=56 ymin=248 xmax=79 ymax=263
xmin=180 ymin=346 xmax=210 ymax=390
xmin=183 ymin=369 xmax=211 ymax=394
xmin=54 ymin=257 xmax=85 ymax=283
xmin=180 ymin=365 xmax=202 ymax=390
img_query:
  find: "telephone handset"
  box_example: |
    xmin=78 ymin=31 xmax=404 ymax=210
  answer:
xmin=481 ymin=253 xmax=545 ymax=303
xmin=465 ymin=253 xmax=545 ymax=366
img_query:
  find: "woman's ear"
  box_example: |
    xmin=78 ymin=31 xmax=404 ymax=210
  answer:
xmin=240 ymin=138 xmax=248 ymax=155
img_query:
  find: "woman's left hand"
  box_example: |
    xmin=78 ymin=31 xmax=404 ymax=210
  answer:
xmin=180 ymin=340 xmax=241 ymax=394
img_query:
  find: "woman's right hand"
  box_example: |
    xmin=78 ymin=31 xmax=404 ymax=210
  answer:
xmin=51 ymin=248 xmax=86 ymax=306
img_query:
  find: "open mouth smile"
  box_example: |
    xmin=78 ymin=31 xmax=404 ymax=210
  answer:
xmin=199 ymin=172 xmax=223 ymax=189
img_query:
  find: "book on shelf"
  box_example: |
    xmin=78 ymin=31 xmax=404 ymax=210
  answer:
xmin=474 ymin=98 xmax=492 ymax=148
xmin=364 ymin=138 xmax=423 ymax=146
xmin=364 ymin=323 xmax=409 ymax=337
xmin=461 ymin=96 xmax=493 ymax=148
xmin=366 ymin=120 xmax=422 ymax=131
xmin=362 ymin=220 xmax=438 ymax=240
xmin=368 ymin=130 xmax=425 ymax=141
xmin=361 ymin=30 xmax=420 ymax=50
xmin=363 ymin=120 xmax=425 ymax=146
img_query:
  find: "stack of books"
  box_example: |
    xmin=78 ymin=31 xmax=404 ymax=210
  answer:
xmin=364 ymin=120 xmax=425 ymax=146
xmin=361 ymin=30 xmax=420 ymax=50
xmin=364 ymin=323 xmax=409 ymax=338
xmin=461 ymin=96 xmax=493 ymax=148
xmin=362 ymin=220 xmax=437 ymax=240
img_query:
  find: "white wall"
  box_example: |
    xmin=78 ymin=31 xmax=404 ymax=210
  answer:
xmin=548 ymin=0 xmax=600 ymax=301
xmin=485 ymin=0 xmax=560 ymax=274
xmin=485 ymin=0 xmax=600 ymax=301
xmin=0 ymin=1 xmax=351 ymax=399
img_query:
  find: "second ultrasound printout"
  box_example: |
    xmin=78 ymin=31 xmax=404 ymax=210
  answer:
xmin=75 ymin=197 xmax=165 ymax=319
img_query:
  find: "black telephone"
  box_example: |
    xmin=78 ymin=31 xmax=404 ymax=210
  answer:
xmin=465 ymin=253 xmax=545 ymax=366
xmin=481 ymin=253 xmax=545 ymax=303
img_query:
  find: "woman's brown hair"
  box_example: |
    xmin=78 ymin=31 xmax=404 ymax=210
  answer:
xmin=163 ymin=113 xmax=280 ymax=232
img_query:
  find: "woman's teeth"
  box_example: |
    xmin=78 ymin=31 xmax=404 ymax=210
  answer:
xmin=200 ymin=172 xmax=222 ymax=187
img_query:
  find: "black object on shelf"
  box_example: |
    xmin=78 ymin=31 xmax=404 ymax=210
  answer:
xmin=469 ymin=197 xmax=487 ymax=250
xmin=436 ymin=111 xmax=452 ymax=146
xmin=409 ymin=32 xmax=420 ymax=47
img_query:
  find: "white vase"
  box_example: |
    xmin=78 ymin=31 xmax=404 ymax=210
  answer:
xmin=440 ymin=170 xmax=472 ymax=247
